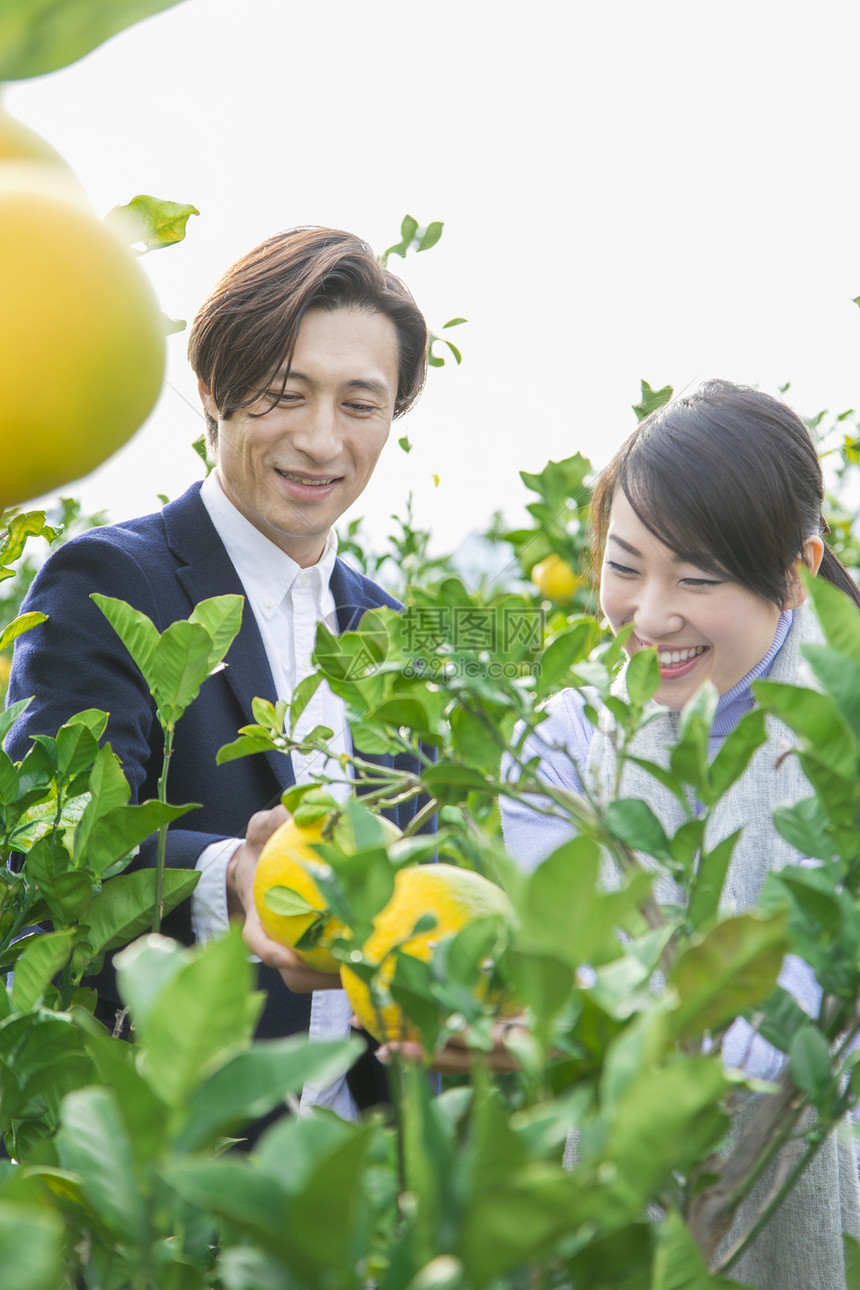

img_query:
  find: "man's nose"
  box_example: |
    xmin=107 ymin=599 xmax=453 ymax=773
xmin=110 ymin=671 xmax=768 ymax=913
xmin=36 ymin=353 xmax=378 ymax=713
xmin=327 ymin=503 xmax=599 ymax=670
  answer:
xmin=292 ymin=404 xmax=340 ymax=460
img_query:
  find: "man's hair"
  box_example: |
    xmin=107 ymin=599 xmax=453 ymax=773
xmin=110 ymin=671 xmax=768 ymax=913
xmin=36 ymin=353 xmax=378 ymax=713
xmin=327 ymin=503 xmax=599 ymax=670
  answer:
xmin=187 ymin=226 xmax=428 ymax=443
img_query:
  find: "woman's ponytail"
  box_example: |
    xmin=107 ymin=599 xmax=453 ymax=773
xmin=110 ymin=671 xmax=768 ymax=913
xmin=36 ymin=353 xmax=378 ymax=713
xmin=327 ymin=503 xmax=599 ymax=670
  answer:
xmin=818 ymin=542 xmax=860 ymax=609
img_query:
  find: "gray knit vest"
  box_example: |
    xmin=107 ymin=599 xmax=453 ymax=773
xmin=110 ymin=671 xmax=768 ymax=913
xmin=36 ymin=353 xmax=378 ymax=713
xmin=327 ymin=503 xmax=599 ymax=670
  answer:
xmin=573 ymin=602 xmax=860 ymax=1288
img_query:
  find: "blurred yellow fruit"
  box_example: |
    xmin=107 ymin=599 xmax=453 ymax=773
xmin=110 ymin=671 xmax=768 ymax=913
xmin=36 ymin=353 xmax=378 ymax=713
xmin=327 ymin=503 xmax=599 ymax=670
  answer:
xmin=531 ymin=553 xmax=579 ymax=601
xmin=0 ymin=119 xmax=164 ymax=509
xmin=342 ymin=863 xmax=515 ymax=1043
xmin=0 ymin=102 xmax=70 ymax=168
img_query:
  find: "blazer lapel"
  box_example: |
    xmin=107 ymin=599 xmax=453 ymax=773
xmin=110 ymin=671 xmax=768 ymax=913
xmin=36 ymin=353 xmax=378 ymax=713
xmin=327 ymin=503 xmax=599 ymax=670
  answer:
xmin=163 ymin=485 xmax=295 ymax=792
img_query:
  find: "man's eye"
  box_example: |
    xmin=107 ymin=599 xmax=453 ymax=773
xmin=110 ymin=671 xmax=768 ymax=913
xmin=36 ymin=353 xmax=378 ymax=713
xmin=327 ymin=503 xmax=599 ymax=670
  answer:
xmin=345 ymin=401 xmax=375 ymax=414
xmin=682 ymin=577 xmax=722 ymax=587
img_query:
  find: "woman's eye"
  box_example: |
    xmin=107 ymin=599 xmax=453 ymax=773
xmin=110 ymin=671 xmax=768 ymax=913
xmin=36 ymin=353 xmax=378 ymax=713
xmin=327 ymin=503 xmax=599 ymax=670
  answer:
xmin=606 ymin=560 xmax=638 ymax=576
xmin=682 ymin=577 xmax=722 ymax=587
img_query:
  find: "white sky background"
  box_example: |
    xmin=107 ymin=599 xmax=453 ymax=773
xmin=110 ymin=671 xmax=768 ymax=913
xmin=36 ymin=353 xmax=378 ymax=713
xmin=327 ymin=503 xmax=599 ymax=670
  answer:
xmin=7 ymin=0 xmax=860 ymax=562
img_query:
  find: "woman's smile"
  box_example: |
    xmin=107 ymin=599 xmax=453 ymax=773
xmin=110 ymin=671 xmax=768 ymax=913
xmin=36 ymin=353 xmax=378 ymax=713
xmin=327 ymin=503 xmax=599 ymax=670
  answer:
xmin=601 ymin=491 xmax=782 ymax=711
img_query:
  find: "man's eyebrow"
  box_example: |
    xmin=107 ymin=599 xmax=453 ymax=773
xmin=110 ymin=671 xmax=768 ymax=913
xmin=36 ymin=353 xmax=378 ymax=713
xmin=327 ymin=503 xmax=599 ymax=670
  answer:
xmin=272 ymin=370 xmax=393 ymax=398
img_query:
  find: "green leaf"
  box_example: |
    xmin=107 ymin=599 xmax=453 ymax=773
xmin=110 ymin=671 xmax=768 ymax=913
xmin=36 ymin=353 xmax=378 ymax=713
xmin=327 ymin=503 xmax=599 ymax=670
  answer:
xmin=56 ymin=1086 xmax=146 ymax=1244
xmin=754 ymin=680 xmax=857 ymax=778
xmin=625 ymin=647 xmax=660 ymax=706
xmin=708 ymin=708 xmax=768 ymax=800
xmin=789 ymin=1023 xmax=832 ymax=1101
xmin=177 ymin=1035 xmax=364 ymax=1151
xmin=771 ymin=795 xmax=834 ymax=862
xmin=289 ymin=671 xmax=323 ymax=731
xmin=418 ymin=221 xmax=444 ymax=251
xmin=0 ymin=1203 xmax=65 ymax=1290
xmin=652 ymin=1208 xmax=738 ymax=1288
xmin=520 ymin=838 xmax=629 ymax=967
xmin=803 ymin=574 xmax=860 ymax=669
xmin=667 ymin=912 xmax=788 ymax=1040
xmin=604 ymin=798 xmax=672 ymax=861
xmin=264 ymin=885 xmax=323 ymax=918
xmin=78 ymin=798 xmax=196 ymax=877
xmin=442 ymin=317 xmax=468 ymax=328
xmin=398 ymin=435 xmax=413 ymax=454
xmin=758 ymin=985 xmax=813 ymax=1055
xmin=632 ymin=379 xmax=673 ymax=423
xmin=91 ymin=594 xmax=160 ymax=681
xmin=106 ymin=194 xmax=200 ymax=252
xmin=687 ymin=830 xmax=740 ymax=930
xmin=843 ymin=1232 xmax=860 ymax=1290
xmin=10 ymin=930 xmax=74 ymax=1012
xmin=189 ymin=593 xmax=244 ymax=671
xmin=76 ymin=868 xmax=200 ymax=966
xmin=152 ymin=619 xmax=217 ymax=724
xmin=605 ymin=1056 xmax=729 ymax=1209
xmin=114 ymin=933 xmax=189 ymax=1029
xmin=133 ymin=928 xmax=259 ymax=1107
xmin=0 ymin=613 xmax=47 ymax=653
xmin=0 ymin=0 xmax=188 ymax=80
xmin=0 ymin=697 xmax=31 ymax=746
xmin=382 ymin=214 xmax=420 ymax=262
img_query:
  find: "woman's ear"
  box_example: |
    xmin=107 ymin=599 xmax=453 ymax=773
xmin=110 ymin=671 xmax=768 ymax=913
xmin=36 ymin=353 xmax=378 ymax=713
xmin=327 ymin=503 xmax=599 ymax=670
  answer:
xmin=783 ymin=535 xmax=825 ymax=609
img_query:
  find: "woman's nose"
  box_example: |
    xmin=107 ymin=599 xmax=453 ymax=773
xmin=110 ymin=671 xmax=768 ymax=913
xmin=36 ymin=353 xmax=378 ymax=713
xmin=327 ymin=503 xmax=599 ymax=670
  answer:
xmin=631 ymin=586 xmax=683 ymax=641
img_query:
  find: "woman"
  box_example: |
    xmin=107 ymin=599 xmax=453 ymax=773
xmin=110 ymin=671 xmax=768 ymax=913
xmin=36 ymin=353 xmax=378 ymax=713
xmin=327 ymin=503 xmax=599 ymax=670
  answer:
xmin=501 ymin=379 xmax=860 ymax=1289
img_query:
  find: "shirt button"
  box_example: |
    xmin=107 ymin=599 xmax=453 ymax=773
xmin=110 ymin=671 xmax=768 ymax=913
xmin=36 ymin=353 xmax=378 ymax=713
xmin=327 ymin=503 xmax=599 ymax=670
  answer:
xmin=300 ymin=573 xmax=308 ymax=588
xmin=265 ymin=599 xmax=274 ymax=609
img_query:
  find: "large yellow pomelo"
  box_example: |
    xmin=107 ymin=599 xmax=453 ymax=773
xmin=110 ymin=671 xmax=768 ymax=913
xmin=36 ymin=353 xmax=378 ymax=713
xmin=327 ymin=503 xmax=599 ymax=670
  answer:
xmin=0 ymin=165 xmax=164 ymax=509
xmin=253 ymin=817 xmax=342 ymax=973
xmin=342 ymin=864 xmax=515 ymax=1043
xmin=253 ymin=812 xmax=402 ymax=974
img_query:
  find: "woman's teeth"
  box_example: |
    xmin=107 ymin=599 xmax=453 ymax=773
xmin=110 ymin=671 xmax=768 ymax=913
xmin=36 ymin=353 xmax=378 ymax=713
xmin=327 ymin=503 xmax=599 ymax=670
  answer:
xmin=657 ymin=646 xmax=706 ymax=665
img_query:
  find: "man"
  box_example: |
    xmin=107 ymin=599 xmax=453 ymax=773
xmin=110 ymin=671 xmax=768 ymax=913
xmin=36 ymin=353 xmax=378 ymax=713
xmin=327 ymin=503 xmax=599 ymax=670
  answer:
xmin=7 ymin=226 xmax=429 ymax=1118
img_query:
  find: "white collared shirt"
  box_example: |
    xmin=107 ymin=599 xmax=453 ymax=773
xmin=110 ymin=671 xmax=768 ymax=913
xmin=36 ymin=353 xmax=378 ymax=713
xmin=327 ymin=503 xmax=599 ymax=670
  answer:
xmin=193 ymin=469 xmax=357 ymax=1118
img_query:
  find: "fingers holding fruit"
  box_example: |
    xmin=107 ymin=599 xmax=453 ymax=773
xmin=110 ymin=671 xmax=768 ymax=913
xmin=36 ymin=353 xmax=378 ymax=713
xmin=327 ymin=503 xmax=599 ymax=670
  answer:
xmin=227 ymin=807 xmax=341 ymax=992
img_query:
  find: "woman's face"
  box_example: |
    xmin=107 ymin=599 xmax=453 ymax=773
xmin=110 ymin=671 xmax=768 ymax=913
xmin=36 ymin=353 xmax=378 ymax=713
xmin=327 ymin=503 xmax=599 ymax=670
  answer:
xmin=600 ymin=490 xmax=783 ymax=711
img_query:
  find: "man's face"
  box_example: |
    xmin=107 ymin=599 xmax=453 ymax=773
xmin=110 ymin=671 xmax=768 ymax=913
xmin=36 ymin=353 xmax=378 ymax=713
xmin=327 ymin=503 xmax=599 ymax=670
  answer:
xmin=200 ymin=306 xmax=399 ymax=567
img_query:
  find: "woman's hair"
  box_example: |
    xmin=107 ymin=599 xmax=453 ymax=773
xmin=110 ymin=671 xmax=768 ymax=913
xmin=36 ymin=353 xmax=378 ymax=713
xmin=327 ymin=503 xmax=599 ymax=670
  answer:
xmin=591 ymin=378 xmax=860 ymax=609
xmin=187 ymin=226 xmax=428 ymax=443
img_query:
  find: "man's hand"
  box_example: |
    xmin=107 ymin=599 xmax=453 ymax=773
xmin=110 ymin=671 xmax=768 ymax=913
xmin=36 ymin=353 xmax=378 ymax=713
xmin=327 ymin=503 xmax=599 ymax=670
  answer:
xmin=227 ymin=805 xmax=343 ymax=993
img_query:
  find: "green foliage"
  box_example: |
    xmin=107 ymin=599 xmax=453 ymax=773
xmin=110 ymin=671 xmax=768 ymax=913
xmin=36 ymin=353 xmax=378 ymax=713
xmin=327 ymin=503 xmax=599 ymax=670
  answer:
xmin=106 ymin=193 xmax=200 ymax=253
xmin=0 ymin=0 xmax=188 ymax=81
xmin=6 ymin=374 xmax=860 ymax=1284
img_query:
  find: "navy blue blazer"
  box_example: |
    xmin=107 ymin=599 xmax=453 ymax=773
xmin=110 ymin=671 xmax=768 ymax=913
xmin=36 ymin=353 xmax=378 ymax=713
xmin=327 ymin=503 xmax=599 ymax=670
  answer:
xmin=7 ymin=482 xmax=424 ymax=1047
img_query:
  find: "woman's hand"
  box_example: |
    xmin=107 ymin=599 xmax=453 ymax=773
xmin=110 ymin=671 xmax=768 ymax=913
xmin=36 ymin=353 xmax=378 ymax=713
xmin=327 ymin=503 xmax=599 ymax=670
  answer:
xmin=375 ymin=1017 xmax=528 ymax=1074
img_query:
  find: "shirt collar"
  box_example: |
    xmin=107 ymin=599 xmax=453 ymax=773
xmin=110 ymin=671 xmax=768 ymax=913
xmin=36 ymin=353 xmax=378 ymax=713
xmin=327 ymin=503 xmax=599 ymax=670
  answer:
xmin=711 ymin=609 xmax=793 ymax=737
xmin=199 ymin=471 xmax=338 ymax=617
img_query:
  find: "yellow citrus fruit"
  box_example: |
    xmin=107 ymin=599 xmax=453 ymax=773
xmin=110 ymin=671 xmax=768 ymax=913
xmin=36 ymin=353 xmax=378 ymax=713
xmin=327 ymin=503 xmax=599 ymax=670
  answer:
xmin=0 ymin=102 xmax=71 ymax=169
xmin=253 ymin=817 xmax=343 ymax=973
xmin=0 ymin=162 xmax=164 ymax=509
xmin=253 ymin=811 xmax=402 ymax=973
xmin=531 ymin=553 xmax=579 ymax=602
xmin=342 ymin=864 xmax=515 ymax=1043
